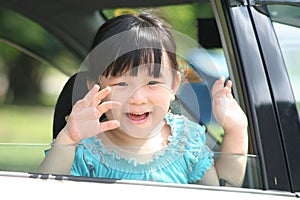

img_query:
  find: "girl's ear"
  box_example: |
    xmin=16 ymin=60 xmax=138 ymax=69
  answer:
xmin=171 ymin=71 xmax=182 ymax=94
xmin=86 ymin=79 xmax=96 ymax=90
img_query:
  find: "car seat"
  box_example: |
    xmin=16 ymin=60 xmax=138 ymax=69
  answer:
xmin=52 ymin=71 xmax=89 ymax=139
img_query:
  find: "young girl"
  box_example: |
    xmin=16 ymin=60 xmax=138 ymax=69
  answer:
xmin=38 ymin=11 xmax=248 ymax=186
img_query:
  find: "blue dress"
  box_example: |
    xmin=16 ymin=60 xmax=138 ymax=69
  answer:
xmin=70 ymin=113 xmax=214 ymax=184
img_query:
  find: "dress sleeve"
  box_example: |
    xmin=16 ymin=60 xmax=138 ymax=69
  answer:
xmin=183 ymin=120 xmax=214 ymax=183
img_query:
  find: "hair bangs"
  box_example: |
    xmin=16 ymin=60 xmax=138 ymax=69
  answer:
xmin=88 ymin=12 xmax=179 ymax=82
xmin=103 ymin=48 xmax=163 ymax=78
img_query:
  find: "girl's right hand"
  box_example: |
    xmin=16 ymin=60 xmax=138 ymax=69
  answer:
xmin=58 ymin=84 xmax=121 ymax=145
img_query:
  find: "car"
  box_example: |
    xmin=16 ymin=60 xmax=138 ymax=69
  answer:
xmin=0 ymin=0 xmax=300 ymax=199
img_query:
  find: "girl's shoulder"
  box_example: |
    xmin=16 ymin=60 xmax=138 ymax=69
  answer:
xmin=77 ymin=136 xmax=102 ymax=152
xmin=165 ymin=113 xmax=206 ymax=135
xmin=165 ymin=113 xmax=208 ymax=148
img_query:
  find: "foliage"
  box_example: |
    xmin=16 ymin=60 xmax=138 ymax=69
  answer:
xmin=102 ymin=3 xmax=214 ymax=41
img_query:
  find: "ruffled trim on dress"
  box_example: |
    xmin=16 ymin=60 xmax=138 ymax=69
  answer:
xmin=79 ymin=139 xmax=184 ymax=173
xmin=77 ymin=113 xmax=214 ymax=179
xmin=77 ymin=113 xmax=184 ymax=173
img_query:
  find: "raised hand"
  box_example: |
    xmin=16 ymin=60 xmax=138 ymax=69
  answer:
xmin=61 ymin=84 xmax=121 ymax=144
xmin=211 ymin=76 xmax=247 ymax=133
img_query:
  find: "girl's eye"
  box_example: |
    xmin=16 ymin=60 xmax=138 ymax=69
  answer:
xmin=114 ymin=82 xmax=127 ymax=86
xmin=148 ymin=81 xmax=160 ymax=85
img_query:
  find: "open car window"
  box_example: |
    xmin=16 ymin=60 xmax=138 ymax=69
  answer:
xmin=0 ymin=2 xmax=262 ymax=190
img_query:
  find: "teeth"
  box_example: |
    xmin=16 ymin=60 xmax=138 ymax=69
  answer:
xmin=131 ymin=112 xmax=145 ymax=115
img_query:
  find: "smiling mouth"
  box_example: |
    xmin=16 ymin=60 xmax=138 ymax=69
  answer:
xmin=126 ymin=112 xmax=150 ymax=122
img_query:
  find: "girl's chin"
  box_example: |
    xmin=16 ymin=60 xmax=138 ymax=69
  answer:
xmin=118 ymin=123 xmax=166 ymax=139
xmin=121 ymin=122 xmax=154 ymax=136
xmin=119 ymin=122 xmax=160 ymax=139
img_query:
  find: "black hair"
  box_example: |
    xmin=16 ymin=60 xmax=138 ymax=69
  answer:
xmin=88 ymin=11 xmax=179 ymax=82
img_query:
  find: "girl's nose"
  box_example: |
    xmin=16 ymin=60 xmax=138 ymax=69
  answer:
xmin=129 ymin=87 xmax=148 ymax=105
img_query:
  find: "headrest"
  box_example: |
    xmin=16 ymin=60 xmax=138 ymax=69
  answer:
xmin=52 ymin=71 xmax=89 ymax=139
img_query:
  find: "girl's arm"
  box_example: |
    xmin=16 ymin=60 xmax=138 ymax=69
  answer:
xmin=37 ymin=85 xmax=120 ymax=175
xmin=214 ymin=127 xmax=248 ymax=187
xmin=36 ymin=129 xmax=77 ymax=174
xmin=200 ymin=76 xmax=248 ymax=187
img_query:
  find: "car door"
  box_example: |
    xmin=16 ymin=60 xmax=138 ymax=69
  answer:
xmin=211 ymin=0 xmax=300 ymax=193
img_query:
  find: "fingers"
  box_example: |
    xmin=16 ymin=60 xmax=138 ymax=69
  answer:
xmin=73 ymin=98 xmax=89 ymax=112
xmin=72 ymin=84 xmax=120 ymax=119
xmin=95 ymin=101 xmax=121 ymax=118
xmin=93 ymin=86 xmax=112 ymax=107
xmin=99 ymin=120 xmax=120 ymax=133
xmin=211 ymin=76 xmax=225 ymax=97
xmin=73 ymin=100 xmax=120 ymax=120
xmin=224 ymin=80 xmax=233 ymax=98
xmin=225 ymin=79 xmax=232 ymax=88
xmin=84 ymin=84 xmax=100 ymax=104
xmin=211 ymin=76 xmax=232 ymax=98
xmin=83 ymin=85 xmax=112 ymax=107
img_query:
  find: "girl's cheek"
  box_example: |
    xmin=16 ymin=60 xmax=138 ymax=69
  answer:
xmin=110 ymin=90 xmax=130 ymax=102
xmin=150 ymin=87 xmax=170 ymax=97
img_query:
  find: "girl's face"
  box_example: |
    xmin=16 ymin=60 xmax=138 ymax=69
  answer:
xmin=98 ymin=60 xmax=181 ymax=139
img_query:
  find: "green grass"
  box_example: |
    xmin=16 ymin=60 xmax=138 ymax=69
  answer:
xmin=0 ymin=104 xmax=53 ymax=172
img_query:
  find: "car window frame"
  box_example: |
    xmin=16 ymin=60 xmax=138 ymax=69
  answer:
xmin=250 ymin=2 xmax=300 ymax=192
xmin=211 ymin=0 xmax=300 ymax=193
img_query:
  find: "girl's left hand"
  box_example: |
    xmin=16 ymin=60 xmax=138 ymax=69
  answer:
xmin=211 ymin=76 xmax=248 ymax=133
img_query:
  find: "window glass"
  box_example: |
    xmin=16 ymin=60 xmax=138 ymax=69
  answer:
xmin=268 ymin=5 xmax=300 ymax=114
xmin=0 ymin=2 xmax=261 ymax=189
xmin=101 ymin=3 xmax=261 ymax=189
xmin=102 ymin=3 xmax=225 ymax=150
